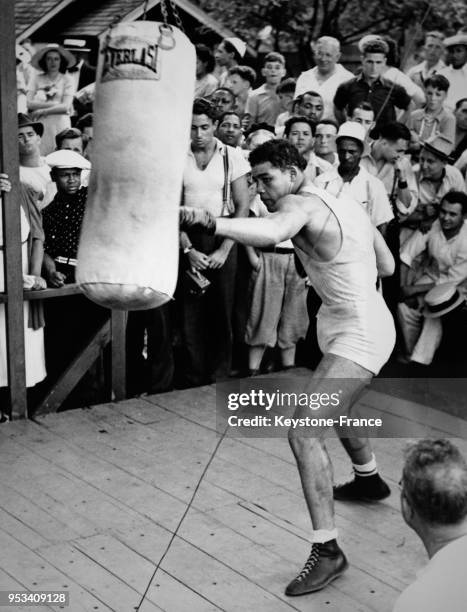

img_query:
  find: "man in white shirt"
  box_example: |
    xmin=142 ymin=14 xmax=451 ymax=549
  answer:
xmin=180 ymin=98 xmax=250 ymax=386
xmin=18 ymin=113 xmax=51 ymax=208
xmin=316 ymin=122 xmax=393 ymax=236
xmin=439 ymin=34 xmax=467 ymax=111
xmin=295 ymin=36 xmax=353 ymax=121
xmin=394 ymin=439 xmax=467 ymax=612
xmin=407 ymin=31 xmax=446 ymax=88
xmin=398 ymin=191 xmax=467 ymax=364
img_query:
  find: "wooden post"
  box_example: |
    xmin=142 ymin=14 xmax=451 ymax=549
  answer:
xmin=111 ymin=310 xmax=127 ymax=401
xmin=0 ymin=0 xmax=28 ymax=418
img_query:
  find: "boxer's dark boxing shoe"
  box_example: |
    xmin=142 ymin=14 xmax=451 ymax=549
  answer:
xmin=333 ymin=473 xmax=390 ymax=502
xmin=285 ymin=540 xmax=348 ymax=596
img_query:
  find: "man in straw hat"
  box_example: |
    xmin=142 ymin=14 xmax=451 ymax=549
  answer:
xmin=398 ymin=190 xmax=467 ymax=365
xmin=404 ymin=135 xmax=466 ymax=235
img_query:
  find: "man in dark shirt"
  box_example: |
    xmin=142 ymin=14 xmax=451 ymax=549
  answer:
xmin=334 ymin=40 xmax=411 ymax=133
xmin=42 ymin=150 xmax=107 ymax=401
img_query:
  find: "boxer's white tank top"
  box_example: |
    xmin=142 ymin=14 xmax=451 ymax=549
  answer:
xmin=293 ymin=185 xmax=395 ymax=374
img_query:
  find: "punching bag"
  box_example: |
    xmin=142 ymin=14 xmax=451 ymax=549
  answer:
xmin=76 ymin=22 xmax=195 ymax=310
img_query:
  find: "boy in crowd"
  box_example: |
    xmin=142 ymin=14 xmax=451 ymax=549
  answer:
xmin=244 ymin=52 xmax=287 ymax=130
xmin=314 ymin=119 xmax=339 ymax=166
xmin=275 ymin=78 xmax=297 ymax=137
xmin=406 ymin=75 xmax=456 ymax=150
xmin=348 ymin=101 xmax=375 ymax=139
xmin=226 ymin=65 xmax=257 ymax=117
xmin=284 ymin=116 xmax=332 ymax=181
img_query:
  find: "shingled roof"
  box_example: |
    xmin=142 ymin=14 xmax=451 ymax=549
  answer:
xmin=16 ymin=0 xmax=237 ymax=42
xmin=15 ymin=0 xmax=76 ymax=39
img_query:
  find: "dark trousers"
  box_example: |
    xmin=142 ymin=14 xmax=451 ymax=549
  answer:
xmin=126 ymin=303 xmax=174 ymax=395
xmin=44 ymin=294 xmax=109 ymax=408
xmin=178 ymin=234 xmax=237 ymax=387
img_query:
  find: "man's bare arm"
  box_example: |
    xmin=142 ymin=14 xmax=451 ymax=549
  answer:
xmin=373 ymin=226 xmax=395 ymax=278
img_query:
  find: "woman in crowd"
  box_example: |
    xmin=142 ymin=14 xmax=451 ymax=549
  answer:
xmin=27 ymin=43 xmax=76 ymax=155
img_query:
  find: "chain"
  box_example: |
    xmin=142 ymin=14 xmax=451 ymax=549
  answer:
xmin=142 ymin=0 xmax=150 ymax=20
xmin=168 ymin=0 xmax=185 ymax=33
xmin=159 ymin=0 xmax=185 ymax=32
xmin=160 ymin=0 xmax=170 ymax=25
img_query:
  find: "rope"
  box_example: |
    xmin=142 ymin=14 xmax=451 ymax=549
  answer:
xmin=134 ymin=422 xmax=230 ymax=611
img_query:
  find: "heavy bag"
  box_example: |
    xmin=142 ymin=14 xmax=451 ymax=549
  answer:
xmin=76 ymin=22 xmax=195 ymax=310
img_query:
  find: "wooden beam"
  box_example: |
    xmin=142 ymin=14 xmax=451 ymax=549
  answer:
xmin=34 ymin=320 xmax=111 ymax=416
xmin=0 ymin=0 xmax=27 ymax=419
xmin=111 ymin=310 xmax=127 ymax=402
xmin=24 ymin=284 xmax=82 ymax=300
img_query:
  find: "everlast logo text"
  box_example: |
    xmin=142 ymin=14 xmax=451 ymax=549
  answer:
xmin=102 ymin=38 xmax=161 ymax=81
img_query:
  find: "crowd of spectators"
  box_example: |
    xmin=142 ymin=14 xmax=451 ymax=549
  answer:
xmin=1 ymin=27 xmax=467 ymax=409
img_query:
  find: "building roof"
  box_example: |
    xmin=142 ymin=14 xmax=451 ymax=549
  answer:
xmin=16 ymin=0 xmax=242 ymax=45
xmin=16 ymin=0 xmax=76 ymax=39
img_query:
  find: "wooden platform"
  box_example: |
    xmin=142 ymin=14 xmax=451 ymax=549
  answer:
xmin=0 ymin=371 xmax=466 ymax=612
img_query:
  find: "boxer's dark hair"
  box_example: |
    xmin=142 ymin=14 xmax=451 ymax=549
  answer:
xmin=249 ymin=139 xmax=307 ymax=171
xmin=378 ymin=121 xmax=411 ymax=143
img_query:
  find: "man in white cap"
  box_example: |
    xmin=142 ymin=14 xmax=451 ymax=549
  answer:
xmin=439 ymin=33 xmax=467 ymax=111
xmin=295 ymin=36 xmax=353 ymax=121
xmin=213 ymin=37 xmax=246 ymax=87
xmin=42 ymin=149 xmax=90 ymax=287
xmin=42 ymin=149 xmax=107 ymax=397
xmin=398 ymin=190 xmax=467 ymax=364
xmin=315 ymin=121 xmax=393 ymax=237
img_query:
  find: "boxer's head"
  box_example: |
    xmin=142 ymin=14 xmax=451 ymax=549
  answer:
xmin=249 ymin=139 xmax=306 ymax=211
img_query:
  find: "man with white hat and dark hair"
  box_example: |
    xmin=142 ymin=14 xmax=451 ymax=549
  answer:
xmin=439 ymin=33 xmax=467 ymax=111
xmin=41 ymin=149 xmax=107 ymax=396
xmin=42 ymin=150 xmax=90 ymax=287
xmin=213 ymin=37 xmax=247 ymax=87
xmin=398 ymin=190 xmax=467 ymax=365
xmin=315 ymin=121 xmax=394 ymax=236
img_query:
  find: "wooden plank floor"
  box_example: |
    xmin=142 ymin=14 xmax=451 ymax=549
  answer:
xmin=0 ymin=370 xmax=466 ymax=612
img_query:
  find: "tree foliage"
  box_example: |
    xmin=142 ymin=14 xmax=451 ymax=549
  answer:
xmin=195 ymin=0 xmax=467 ymax=57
